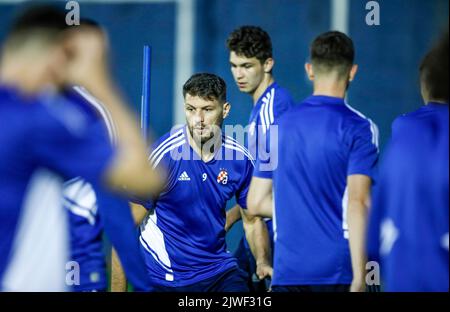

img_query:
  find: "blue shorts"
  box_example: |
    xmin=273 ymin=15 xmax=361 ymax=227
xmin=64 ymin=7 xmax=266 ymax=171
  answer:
xmin=150 ymin=267 xmax=249 ymax=292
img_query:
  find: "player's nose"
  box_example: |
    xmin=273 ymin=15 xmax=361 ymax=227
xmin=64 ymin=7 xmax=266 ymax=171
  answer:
xmin=236 ymin=67 xmax=245 ymax=78
xmin=193 ymin=110 xmax=204 ymax=123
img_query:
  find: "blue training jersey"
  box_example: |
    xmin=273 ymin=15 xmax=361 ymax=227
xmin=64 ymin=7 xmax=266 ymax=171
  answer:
xmin=62 ymin=87 xmax=111 ymax=291
xmin=254 ymin=95 xmax=379 ymax=286
xmin=247 ymin=82 xmax=295 ymax=160
xmin=368 ymin=103 xmax=449 ymax=292
xmin=245 ymin=82 xmax=295 ymax=250
xmin=62 ymin=86 xmax=153 ymax=292
xmin=0 ymin=85 xmax=114 ymax=291
xmin=138 ymin=126 xmax=254 ymax=287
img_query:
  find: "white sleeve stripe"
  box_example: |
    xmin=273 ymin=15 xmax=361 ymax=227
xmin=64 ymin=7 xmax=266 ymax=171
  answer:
xmin=224 ymin=136 xmax=247 ymax=147
xmin=369 ymin=121 xmax=379 ymax=150
xmin=263 ymin=93 xmax=271 ymax=132
xmin=223 ymin=144 xmax=255 ymax=166
xmin=344 ymin=103 xmax=379 ymax=152
xmin=149 ymin=131 xmax=185 ymax=161
xmin=374 ymin=123 xmax=380 ymax=149
xmin=224 ymin=138 xmax=253 ymax=157
xmin=65 ymin=201 xmax=96 ymax=225
xmin=224 ymin=135 xmax=240 ymax=144
xmin=223 ymin=145 xmax=255 ymax=167
xmin=269 ymin=88 xmax=275 ymax=124
xmin=149 ymin=128 xmax=184 ymax=159
xmin=259 ymin=103 xmax=268 ymax=133
xmin=73 ymin=86 xmax=118 ymax=145
xmin=151 ymin=140 xmax=186 ymax=169
xmin=63 ymin=197 xmax=96 ymax=214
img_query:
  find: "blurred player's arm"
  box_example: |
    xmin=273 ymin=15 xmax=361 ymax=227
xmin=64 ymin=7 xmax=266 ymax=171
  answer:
xmin=110 ymin=202 xmax=148 ymax=292
xmin=225 ymin=204 xmax=242 ymax=232
xmin=111 ymin=248 xmax=127 ymax=292
xmin=65 ymin=27 xmax=163 ymax=198
xmin=347 ymin=174 xmax=372 ymax=292
xmin=240 ymin=206 xmax=273 ymax=279
xmin=131 ymin=202 xmax=148 ymax=225
xmin=247 ymin=177 xmax=273 ymax=218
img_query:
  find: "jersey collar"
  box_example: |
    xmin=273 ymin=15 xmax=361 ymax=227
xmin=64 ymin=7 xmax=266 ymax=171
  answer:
xmin=255 ymin=81 xmax=278 ymax=106
xmin=306 ymin=95 xmax=346 ymax=105
xmin=183 ymin=125 xmax=223 ymax=164
xmin=427 ymin=102 xmax=449 ymax=110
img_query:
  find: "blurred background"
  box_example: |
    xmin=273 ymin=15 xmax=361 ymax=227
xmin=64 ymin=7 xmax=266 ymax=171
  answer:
xmin=0 ymin=0 xmax=448 ymax=252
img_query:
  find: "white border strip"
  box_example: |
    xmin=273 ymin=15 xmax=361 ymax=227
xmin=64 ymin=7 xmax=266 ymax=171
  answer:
xmin=173 ymin=0 xmax=194 ymax=126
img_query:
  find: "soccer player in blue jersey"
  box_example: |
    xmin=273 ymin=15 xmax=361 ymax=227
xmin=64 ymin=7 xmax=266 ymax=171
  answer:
xmin=0 ymin=7 xmax=161 ymax=291
xmin=64 ymin=85 xmax=158 ymax=292
xmin=248 ymin=31 xmax=379 ymax=292
xmin=368 ymin=33 xmax=449 ymax=292
xmin=113 ymin=73 xmax=268 ymax=292
xmin=225 ymin=26 xmax=296 ymax=291
xmin=61 ymin=19 xmax=158 ymax=292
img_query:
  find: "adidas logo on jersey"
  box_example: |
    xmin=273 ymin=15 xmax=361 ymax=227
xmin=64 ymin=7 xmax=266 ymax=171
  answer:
xmin=178 ymin=171 xmax=191 ymax=181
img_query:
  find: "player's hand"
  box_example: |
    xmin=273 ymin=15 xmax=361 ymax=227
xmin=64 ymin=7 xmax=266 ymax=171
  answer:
xmin=350 ymin=278 xmax=366 ymax=292
xmin=256 ymin=262 xmax=273 ymax=280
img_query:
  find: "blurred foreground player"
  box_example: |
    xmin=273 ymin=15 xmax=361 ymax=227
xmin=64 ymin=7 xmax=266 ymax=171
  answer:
xmin=0 ymin=6 xmax=161 ymax=291
xmin=248 ymin=31 xmax=379 ymax=292
xmin=113 ymin=73 xmax=270 ymax=292
xmin=62 ymin=19 xmax=160 ymax=292
xmin=368 ymin=33 xmax=449 ymax=292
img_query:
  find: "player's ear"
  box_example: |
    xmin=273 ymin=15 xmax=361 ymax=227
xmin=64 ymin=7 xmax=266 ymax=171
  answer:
xmin=349 ymin=64 xmax=358 ymax=82
xmin=305 ymin=63 xmax=314 ymax=81
xmin=48 ymin=43 xmax=70 ymax=87
xmin=264 ymin=58 xmax=274 ymax=73
xmin=222 ymin=102 xmax=231 ymax=119
xmin=420 ymin=78 xmax=430 ymax=104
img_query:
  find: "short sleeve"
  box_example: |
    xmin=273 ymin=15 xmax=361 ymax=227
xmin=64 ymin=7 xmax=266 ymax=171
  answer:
xmin=253 ymin=89 xmax=293 ymax=179
xmin=253 ymin=123 xmax=278 ymax=179
xmin=347 ymin=120 xmax=379 ymax=181
xmin=235 ymin=159 xmax=254 ymax=209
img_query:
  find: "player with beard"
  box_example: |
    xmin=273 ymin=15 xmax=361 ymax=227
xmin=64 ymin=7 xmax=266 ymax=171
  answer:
xmin=114 ymin=73 xmax=267 ymax=292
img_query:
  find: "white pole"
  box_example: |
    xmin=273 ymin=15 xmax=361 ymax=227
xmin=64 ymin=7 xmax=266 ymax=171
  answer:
xmin=331 ymin=0 xmax=350 ymax=34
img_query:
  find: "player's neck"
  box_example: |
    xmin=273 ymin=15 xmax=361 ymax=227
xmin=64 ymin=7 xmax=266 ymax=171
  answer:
xmin=425 ymin=98 xmax=448 ymax=105
xmin=187 ymin=130 xmax=222 ymax=163
xmin=252 ymin=75 xmax=275 ymax=105
xmin=0 ymin=58 xmax=53 ymax=95
xmin=313 ymin=79 xmax=347 ymax=99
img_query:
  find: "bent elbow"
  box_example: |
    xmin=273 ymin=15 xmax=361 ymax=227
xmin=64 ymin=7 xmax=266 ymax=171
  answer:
xmin=132 ymin=166 xmax=165 ymax=198
xmin=246 ymin=196 xmax=261 ymax=217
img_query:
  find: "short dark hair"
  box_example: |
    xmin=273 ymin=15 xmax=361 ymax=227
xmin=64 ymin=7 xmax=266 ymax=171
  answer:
xmin=226 ymin=26 xmax=273 ymax=63
xmin=310 ymin=31 xmax=355 ymax=78
xmin=420 ymin=31 xmax=449 ymax=103
xmin=5 ymin=5 xmax=69 ymax=50
xmin=79 ymin=18 xmax=101 ymax=29
xmin=183 ymin=73 xmax=227 ymax=104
